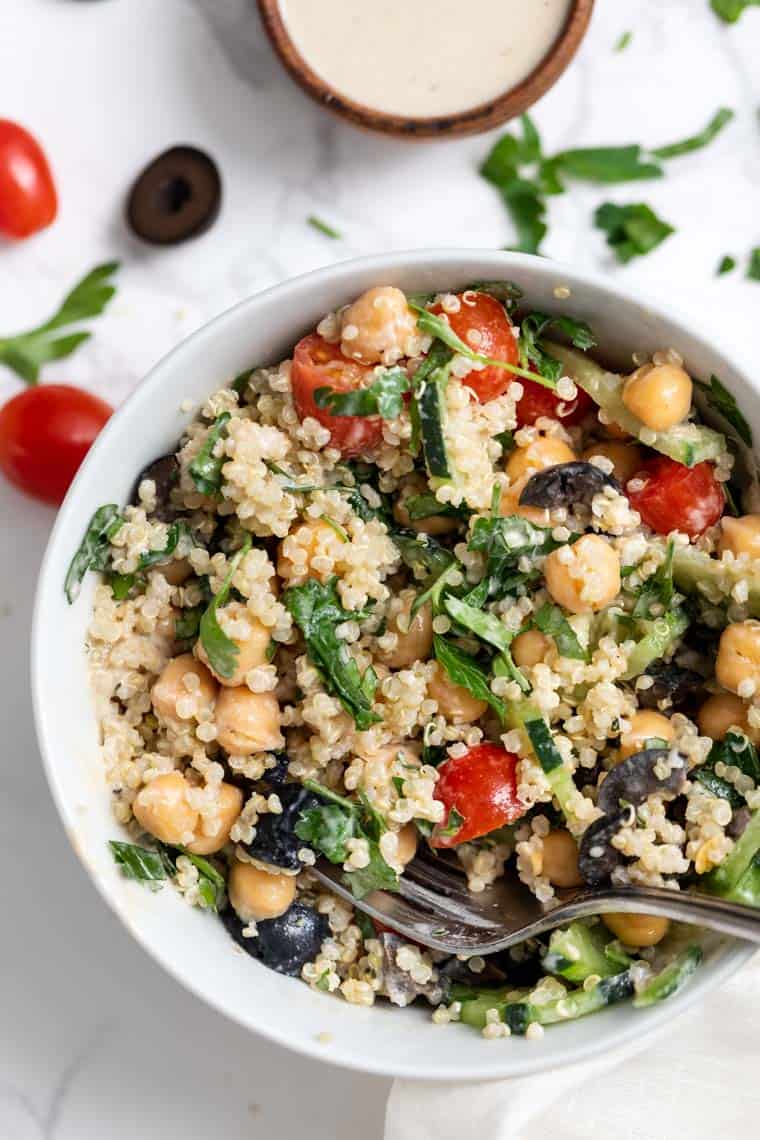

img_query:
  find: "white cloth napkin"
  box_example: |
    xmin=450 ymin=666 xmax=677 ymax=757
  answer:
xmin=385 ymin=952 xmax=760 ymax=1140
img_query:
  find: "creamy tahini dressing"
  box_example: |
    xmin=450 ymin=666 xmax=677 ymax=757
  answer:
xmin=280 ymin=0 xmax=573 ymax=118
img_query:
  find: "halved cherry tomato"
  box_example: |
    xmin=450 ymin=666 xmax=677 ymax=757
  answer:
xmin=291 ymin=333 xmax=383 ymax=457
xmin=0 ymin=120 xmax=58 ymax=239
xmin=0 ymin=384 xmax=112 ymax=504
xmin=432 ymin=292 xmax=519 ymax=403
xmin=515 ymin=374 xmax=594 ymax=428
xmin=431 ymin=743 xmax=525 ymax=848
xmin=626 ymin=456 xmax=724 ymax=538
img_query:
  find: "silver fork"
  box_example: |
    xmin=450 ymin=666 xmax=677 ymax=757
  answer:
xmin=313 ymin=851 xmax=760 ymax=954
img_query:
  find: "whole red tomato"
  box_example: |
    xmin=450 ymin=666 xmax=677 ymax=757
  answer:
xmin=0 ymin=120 xmax=58 ymax=239
xmin=291 ymin=332 xmax=383 ymax=457
xmin=626 ymin=456 xmax=724 ymax=538
xmin=0 ymin=384 xmax=112 ymax=504
xmin=515 ymin=374 xmax=594 ymax=427
xmin=432 ymin=292 xmax=519 ymax=403
xmin=431 ymin=743 xmax=525 ymax=848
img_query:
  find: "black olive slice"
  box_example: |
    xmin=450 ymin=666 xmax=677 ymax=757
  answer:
xmin=597 ymin=748 xmax=687 ymax=816
xmin=518 ymin=461 xmax=621 ymax=510
xmin=129 ymin=453 xmax=180 ymax=521
xmin=578 ymin=807 xmax=634 ymax=886
xmin=126 ymin=146 xmax=221 ymax=245
xmin=636 ymin=663 xmax=704 ymax=711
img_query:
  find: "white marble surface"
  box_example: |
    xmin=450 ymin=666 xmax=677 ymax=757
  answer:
xmin=1 ymin=1 xmax=760 ymax=1137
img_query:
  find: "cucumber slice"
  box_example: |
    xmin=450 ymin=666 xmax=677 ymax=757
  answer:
xmin=504 ymin=970 xmax=634 ymax=1033
xmin=543 ymin=921 xmax=627 ymax=983
xmin=544 ymin=342 xmax=728 ymax=468
xmin=417 ymin=358 xmax=451 ymax=480
xmin=457 ymin=989 xmax=512 ymax=1029
xmin=672 ymin=546 xmax=760 ymax=618
xmin=622 ymin=608 xmax=690 ymax=680
xmin=633 ymin=945 xmax=702 ymax=1007
xmin=705 ymin=809 xmax=760 ymax=897
xmin=508 ymin=707 xmax=579 ymax=824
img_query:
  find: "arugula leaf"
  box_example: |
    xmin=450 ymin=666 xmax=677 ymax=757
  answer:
xmin=314 ymin=368 xmax=410 ymax=419
xmin=284 ymin=578 xmax=380 ymax=730
xmin=138 ymin=521 xmax=188 ymax=570
xmin=519 ymin=312 xmax=596 ymax=382
xmin=533 ymin=602 xmax=588 ymax=661
xmin=0 ymin=262 xmax=120 ymax=384
xmin=594 ymin=202 xmax=674 ymax=263
xmin=64 ymin=503 xmax=123 ymax=603
xmin=614 ymin=30 xmax=633 ymax=50
xmin=748 ymin=248 xmax=760 ymax=282
xmin=468 ymin=515 xmax=562 ymax=600
xmin=308 ymin=214 xmax=341 ymax=239
xmin=433 ymin=634 xmax=506 ymax=722
xmin=189 ymin=412 xmax=230 ymax=496
xmin=717 ymin=255 xmax=737 ymax=276
xmin=693 ymin=374 xmax=752 ymax=447
xmin=411 ymin=304 xmax=546 ymax=386
xmin=711 ymin=0 xmax=760 ymax=20
xmin=175 ymin=605 xmax=203 ymax=642
xmin=651 ymin=108 xmax=734 ymax=159
xmin=109 ymin=840 xmax=171 ymax=888
xmin=444 ymin=595 xmax=515 ymax=656
xmin=198 ymin=535 xmax=252 ymax=679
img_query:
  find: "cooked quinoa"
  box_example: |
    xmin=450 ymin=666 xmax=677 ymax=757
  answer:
xmin=69 ymin=281 xmax=760 ymax=1038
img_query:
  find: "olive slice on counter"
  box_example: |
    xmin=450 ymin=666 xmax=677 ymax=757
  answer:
xmin=126 ymin=146 xmax=221 ymax=244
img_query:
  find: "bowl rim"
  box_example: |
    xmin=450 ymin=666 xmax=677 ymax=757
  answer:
xmin=32 ymin=248 xmax=756 ymax=1081
xmin=256 ymin=0 xmax=595 ymax=139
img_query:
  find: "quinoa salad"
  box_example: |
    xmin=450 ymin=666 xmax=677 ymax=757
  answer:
xmin=66 ymin=281 xmax=760 ymax=1039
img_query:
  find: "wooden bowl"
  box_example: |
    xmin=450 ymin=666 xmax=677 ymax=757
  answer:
xmin=257 ymin=0 xmax=594 ymax=139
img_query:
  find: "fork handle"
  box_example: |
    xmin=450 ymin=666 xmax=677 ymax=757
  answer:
xmin=565 ymin=886 xmax=760 ymax=944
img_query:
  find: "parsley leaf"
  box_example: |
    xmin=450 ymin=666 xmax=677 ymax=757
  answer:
xmin=64 ymin=504 xmax=123 ymax=603
xmin=109 ymin=840 xmax=171 ymax=888
xmin=189 ymin=412 xmax=231 ymax=496
xmin=748 ymin=248 xmax=760 ymax=282
xmin=284 ymin=578 xmax=380 ymax=730
xmin=717 ymin=255 xmax=737 ymax=276
xmin=480 ymin=120 xmax=547 ymax=254
xmin=693 ymin=374 xmax=752 ymax=447
xmin=650 ymin=107 xmax=734 ymax=159
xmin=631 ymin=539 xmax=676 ymax=619
xmin=137 ymin=520 xmax=188 ymax=570
xmin=550 ymin=146 xmax=663 ymax=187
xmin=403 ymin=492 xmax=468 ymax=523
xmin=393 ymin=530 xmax=455 ymax=581
xmin=594 ymin=202 xmax=675 ymax=263
xmin=0 ymin=262 xmax=119 ymax=384
xmin=533 ymin=602 xmax=588 ymax=661
xmin=711 ymin=0 xmax=760 ymax=19
xmin=175 ymin=605 xmax=203 ymax=642
xmin=308 ymin=215 xmax=341 ymax=239
xmin=615 ymin=30 xmax=633 ymax=50
xmin=433 ymin=634 xmax=506 ymax=722
xmin=314 ymin=368 xmax=410 ymax=419
xmin=468 ymin=515 xmax=562 ymax=600
xmin=694 ymin=731 xmax=760 ymax=806
xmin=198 ymin=535 xmax=252 ymax=679
xmin=519 ymin=312 xmax=596 ymax=382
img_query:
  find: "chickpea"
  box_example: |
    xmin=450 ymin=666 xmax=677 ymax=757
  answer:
xmin=228 ymin=860 xmax=296 ymax=923
xmin=186 ymin=782 xmax=244 ymax=855
xmin=581 ymin=441 xmax=644 ymax=486
xmin=340 ymin=285 xmax=417 ymax=366
xmin=428 ymin=662 xmax=488 ymax=722
xmin=215 ymin=687 xmax=284 ymax=755
xmin=395 ymin=823 xmax=419 ymax=869
xmin=277 ymin=519 xmax=342 ymax=584
xmin=512 ymin=629 xmax=551 ymax=668
xmin=152 ymin=654 xmax=217 ymax=722
xmin=378 ymin=598 xmax=433 ymax=670
xmin=716 ymin=620 xmax=760 ymax=697
xmin=619 ymin=710 xmax=674 ymax=760
xmin=602 ymin=912 xmax=670 ymax=948
xmin=697 ymin=692 xmax=750 ymax=740
xmin=544 ymin=535 xmax=621 ymax=615
xmin=718 ymin=515 xmax=760 ymax=560
xmin=393 ymin=478 xmax=457 ymax=536
xmin=133 ymin=771 xmax=199 ymax=846
xmin=195 ymin=602 xmax=270 ymax=687
xmin=541 ymin=829 xmax=583 ymax=888
xmin=621 ymin=362 xmax=692 ymax=432
xmin=159 ymin=557 xmax=193 ymax=587
xmin=505 ymin=434 xmax=575 ymax=482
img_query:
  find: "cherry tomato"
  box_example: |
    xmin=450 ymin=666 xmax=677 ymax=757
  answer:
xmin=0 ymin=120 xmax=58 ymax=239
xmin=0 ymin=384 xmax=112 ymax=504
xmin=431 ymin=743 xmax=525 ymax=848
xmin=291 ymin=333 xmax=383 ymax=457
xmin=626 ymin=456 xmax=724 ymax=538
xmin=515 ymin=374 xmax=594 ymax=428
xmin=432 ymin=292 xmax=519 ymax=403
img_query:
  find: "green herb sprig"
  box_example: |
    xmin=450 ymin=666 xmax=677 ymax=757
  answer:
xmin=189 ymin=412 xmax=231 ymax=496
xmin=198 ymin=535 xmax=252 ymax=679
xmin=314 ymin=368 xmax=410 ymax=419
xmin=594 ymin=202 xmax=675 ymax=264
xmin=65 ymin=503 xmax=123 ymax=603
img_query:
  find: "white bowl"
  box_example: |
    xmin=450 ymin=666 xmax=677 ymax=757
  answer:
xmin=32 ymin=250 xmax=755 ymax=1081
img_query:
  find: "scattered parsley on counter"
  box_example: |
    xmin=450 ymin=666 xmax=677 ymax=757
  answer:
xmin=594 ymin=202 xmax=675 ymax=264
xmin=614 ymin=30 xmax=633 ymax=51
xmin=711 ymin=0 xmax=760 ymax=21
xmin=308 ymin=215 xmax=342 ymax=239
xmin=748 ymin=248 xmax=760 ymax=281
xmin=716 ymin=255 xmax=737 ymax=275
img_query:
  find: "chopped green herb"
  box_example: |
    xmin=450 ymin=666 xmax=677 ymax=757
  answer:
xmin=177 ymin=849 xmax=226 ymax=911
xmin=107 ymin=571 xmax=136 ymax=600
xmin=631 ymin=539 xmax=676 ymax=619
xmin=109 ymin=840 xmax=171 ymax=888
xmin=308 ymin=215 xmax=341 ymax=239
xmin=518 ymin=312 xmax=596 ymax=383
xmin=614 ymin=30 xmax=633 ymax=51
xmin=717 ymin=255 xmax=736 ymax=276
xmin=748 ymin=248 xmax=760 ymax=281
xmin=651 ymin=107 xmax=734 ymax=159
xmin=438 ymin=807 xmax=465 ymax=840
xmin=320 ymin=515 xmax=349 ymax=542
xmin=0 ymin=262 xmax=119 ymax=384
xmin=393 ymin=530 xmax=455 ymax=582
xmin=403 ymin=492 xmax=467 ymax=522
xmin=411 ymin=303 xmax=547 ymax=387
xmin=711 ymin=0 xmax=760 ymax=19
xmin=175 ymin=605 xmax=203 ymax=642
xmin=693 ymin=374 xmax=752 ymax=447
xmin=198 ymin=535 xmax=252 ymax=679
xmin=138 ymin=520 xmax=188 ymax=570
xmin=189 ymin=412 xmax=230 ymax=496
xmin=533 ymin=602 xmax=588 ymax=661
xmin=284 ymin=578 xmax=379 ymax=730
xmin=468 ymin=514 xmax=562 ymax=600
xmin=64 ymin=503 xmax=123 ymax=603
xmin=433 ymin=634 xmax=506 ymax=722
xmin=314 ymin=368 xmax=410 ymax=419
xmin=231 ymin=369 xmax=253 ymax=398
xmin=548 ymin=146 xmax=663 ymax=188
xmin=462 ymin=280 xmax=523 ymax=312
xmin=594 ymin=202 xmax=674 ymax=263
